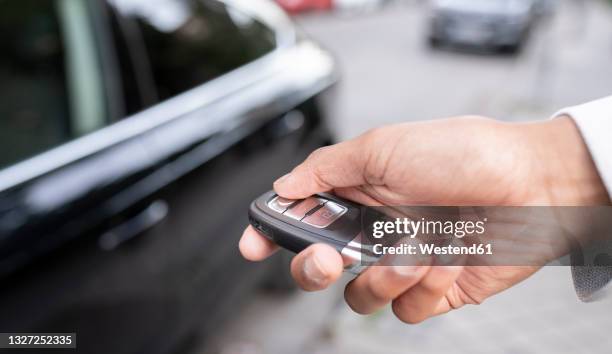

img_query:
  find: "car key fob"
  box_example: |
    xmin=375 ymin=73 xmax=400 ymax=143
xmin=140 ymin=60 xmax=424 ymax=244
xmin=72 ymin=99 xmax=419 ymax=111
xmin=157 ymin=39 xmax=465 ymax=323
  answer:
xmin=248 ymin=190 xmax=379 ymax=274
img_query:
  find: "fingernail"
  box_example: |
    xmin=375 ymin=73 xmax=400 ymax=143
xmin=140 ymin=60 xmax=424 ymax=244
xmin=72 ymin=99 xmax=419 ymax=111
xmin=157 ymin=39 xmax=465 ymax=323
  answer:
xmin=303 ymin=253 xmax=328 ymax=287
xmin=274 ymin=173 xmax=291 ymax=185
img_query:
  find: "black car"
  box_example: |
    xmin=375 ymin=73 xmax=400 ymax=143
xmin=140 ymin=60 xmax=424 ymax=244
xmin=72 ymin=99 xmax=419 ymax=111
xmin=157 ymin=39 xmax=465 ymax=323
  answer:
xmin=0 ymin=0 xmax=336 ymax=353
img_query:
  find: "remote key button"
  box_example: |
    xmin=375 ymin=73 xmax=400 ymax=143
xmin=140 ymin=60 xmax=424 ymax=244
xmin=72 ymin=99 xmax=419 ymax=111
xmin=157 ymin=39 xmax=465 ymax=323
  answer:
xmin=284 ymin=197 xmax=326 ymax=220
xmin=303 ymin=201 xmax=347 ymax=228
xmin=267 ymin=196 xmax=297 ymax=213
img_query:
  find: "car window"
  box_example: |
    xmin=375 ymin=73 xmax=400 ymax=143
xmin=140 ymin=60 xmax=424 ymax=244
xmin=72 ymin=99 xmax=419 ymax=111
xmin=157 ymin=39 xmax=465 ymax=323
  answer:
xmin=0 ymin=0 xmax=106 ymax=169
xmin=107 ymin=0 xmax=277 ymax=104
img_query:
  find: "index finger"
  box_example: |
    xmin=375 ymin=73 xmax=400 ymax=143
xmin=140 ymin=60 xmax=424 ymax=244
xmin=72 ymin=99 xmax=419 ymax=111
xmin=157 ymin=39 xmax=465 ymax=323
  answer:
xmin=273 ymin=137 xmax=371 ymax=200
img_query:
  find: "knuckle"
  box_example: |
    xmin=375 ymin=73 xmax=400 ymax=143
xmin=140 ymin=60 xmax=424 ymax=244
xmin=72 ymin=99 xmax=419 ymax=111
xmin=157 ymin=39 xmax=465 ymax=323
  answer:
xmin=454 ymin=285 xmax=485 ymax=306
xmin=364 ymin=277 xmax=391 ymax=303
xmin=361 ymin=126 xmax=387 ymax=145
xmin=392 ymin=300 xmax=424 ymax=324
xmin=310 ymin=163 xmax=332 ymax=189
xmin=307 ymin=146 xmax=331 ymax=160
xmin=303 ymin=147 xmax=334 ymax=185
xmin=419 ymin=281 xmax=448 ymax=298
xmin=421 ymin=267 xmax=461 ymax=294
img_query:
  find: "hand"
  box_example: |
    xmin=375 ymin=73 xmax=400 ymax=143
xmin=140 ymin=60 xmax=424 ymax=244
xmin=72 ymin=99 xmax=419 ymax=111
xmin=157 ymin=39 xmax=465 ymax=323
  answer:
xmin=239 ymin=116 xmax=609 ymax=323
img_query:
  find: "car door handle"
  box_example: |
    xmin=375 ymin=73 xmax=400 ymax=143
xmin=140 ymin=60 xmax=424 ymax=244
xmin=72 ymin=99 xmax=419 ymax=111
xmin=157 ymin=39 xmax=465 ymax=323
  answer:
xmin=98 ymin=200 xmax=168 ymax=251
xmin=269 ymin=110 xmax=305 ymax=140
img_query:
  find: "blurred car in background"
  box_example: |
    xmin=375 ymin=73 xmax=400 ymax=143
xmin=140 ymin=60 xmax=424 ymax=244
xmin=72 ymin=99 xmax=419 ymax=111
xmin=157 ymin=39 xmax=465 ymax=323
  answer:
xmin=275 ymin=0 xmax=333 ymax=14
xmin=275 ymin=0 xmax=387 ymax=15
xmin=0 ymin=0 xmax=335 ymax=353
xmin=335 ymin=0 xmax=388 ymax=14
xmin=427 ymin=0 xmax=543 ymax=53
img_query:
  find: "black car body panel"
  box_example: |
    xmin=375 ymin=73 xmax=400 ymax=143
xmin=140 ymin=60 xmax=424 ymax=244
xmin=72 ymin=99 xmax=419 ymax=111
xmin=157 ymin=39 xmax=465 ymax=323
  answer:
xmin=0 ymin=0 xmax=336 ymax=352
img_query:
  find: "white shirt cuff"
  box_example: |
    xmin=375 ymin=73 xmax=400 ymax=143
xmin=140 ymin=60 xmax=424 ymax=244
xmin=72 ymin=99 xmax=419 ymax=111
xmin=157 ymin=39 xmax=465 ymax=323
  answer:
xmin=555 ymin=95 xmax=612 ymax=199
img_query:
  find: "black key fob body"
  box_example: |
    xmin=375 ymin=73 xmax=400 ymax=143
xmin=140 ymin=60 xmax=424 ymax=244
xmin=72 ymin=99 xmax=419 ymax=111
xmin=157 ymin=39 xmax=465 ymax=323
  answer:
xmin=248 ymin=190 xmax=376 ymax=273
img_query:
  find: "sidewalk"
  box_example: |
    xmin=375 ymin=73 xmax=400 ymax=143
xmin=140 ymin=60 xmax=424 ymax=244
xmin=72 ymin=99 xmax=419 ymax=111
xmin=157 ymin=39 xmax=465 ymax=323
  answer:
xmin=210 ymin=267 xmax=612 ymax=354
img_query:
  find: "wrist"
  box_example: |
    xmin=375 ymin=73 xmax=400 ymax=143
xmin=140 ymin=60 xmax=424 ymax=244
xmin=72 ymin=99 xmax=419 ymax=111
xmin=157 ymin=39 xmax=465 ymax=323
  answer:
xmin=526 ymin=116 xmax=610 ymax=205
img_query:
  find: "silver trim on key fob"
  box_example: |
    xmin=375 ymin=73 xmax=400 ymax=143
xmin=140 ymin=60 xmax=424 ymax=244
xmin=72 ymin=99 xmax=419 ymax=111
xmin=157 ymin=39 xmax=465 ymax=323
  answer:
xmin=340 ymin=233 xmax=381 ymax=274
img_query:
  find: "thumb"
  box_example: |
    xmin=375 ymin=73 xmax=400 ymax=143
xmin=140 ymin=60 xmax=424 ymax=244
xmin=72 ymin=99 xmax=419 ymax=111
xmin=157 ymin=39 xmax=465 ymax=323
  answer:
xmin=273 ymin=137 xmax=371 ymax=199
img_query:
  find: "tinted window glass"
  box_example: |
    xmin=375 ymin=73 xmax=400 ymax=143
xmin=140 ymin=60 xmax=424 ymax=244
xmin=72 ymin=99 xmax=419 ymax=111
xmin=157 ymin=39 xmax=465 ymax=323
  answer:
xmin=108 ymin=0 xmax=276 ymax=102
xmin=0 ymin=0 xmax=68 ymax=169
xmin=0 ymin=0 xmax=106 ymax=169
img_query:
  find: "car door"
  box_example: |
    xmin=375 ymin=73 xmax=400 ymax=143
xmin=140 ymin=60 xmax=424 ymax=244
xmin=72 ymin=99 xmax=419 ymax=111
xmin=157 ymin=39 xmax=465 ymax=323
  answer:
xmin=0 ymin=1 xmax=183 ymax=353
xmin=101 ymin=0 xmax=337 ymax=346
xmin=0 ymin=0 xmax=336 ymax=353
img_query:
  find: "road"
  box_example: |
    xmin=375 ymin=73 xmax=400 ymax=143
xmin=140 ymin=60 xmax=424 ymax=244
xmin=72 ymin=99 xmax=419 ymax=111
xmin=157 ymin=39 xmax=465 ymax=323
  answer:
xmin=205 ymin=1 xmax=612 ymax=353
xmin=302 ymin=0 xmax=612 ymax=140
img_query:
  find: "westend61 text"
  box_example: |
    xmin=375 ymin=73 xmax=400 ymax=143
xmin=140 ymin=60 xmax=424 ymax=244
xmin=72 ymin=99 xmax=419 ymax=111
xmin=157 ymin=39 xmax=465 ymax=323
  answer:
xmin=372 ymin=243 xmax=493 ymax=256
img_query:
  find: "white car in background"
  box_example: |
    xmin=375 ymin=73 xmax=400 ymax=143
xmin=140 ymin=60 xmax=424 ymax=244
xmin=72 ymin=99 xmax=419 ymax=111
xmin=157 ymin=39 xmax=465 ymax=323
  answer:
xmin=335 ymin=0 xmax=388 ymax=14
xmin=428 ymin=0 xmax=548 ymax=53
